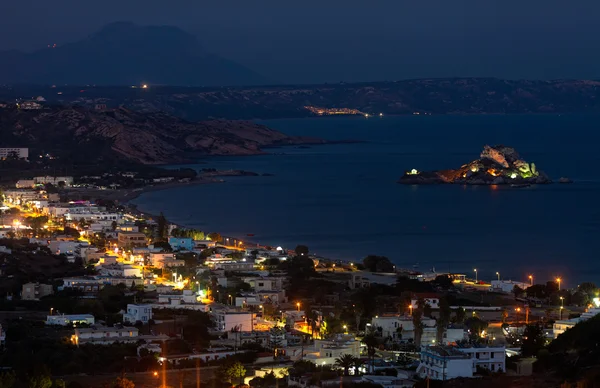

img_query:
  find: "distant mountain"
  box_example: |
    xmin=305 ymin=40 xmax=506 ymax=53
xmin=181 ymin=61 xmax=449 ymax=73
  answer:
xmin=0 ymin=22 xmax=266 ymax=86
xmin=0 ymin=105 xmax=323 ymax=164
xmin=3 ymin=78 xmax=600 ymax=121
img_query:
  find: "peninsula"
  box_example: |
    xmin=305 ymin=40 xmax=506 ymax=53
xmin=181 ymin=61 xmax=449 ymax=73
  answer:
xmin=399 ymin=145 xmax=553 ymax=185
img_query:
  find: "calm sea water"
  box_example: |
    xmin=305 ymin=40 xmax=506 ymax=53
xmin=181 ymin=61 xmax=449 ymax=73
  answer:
xmin=133 ymin=115 xmax=600 ymax=286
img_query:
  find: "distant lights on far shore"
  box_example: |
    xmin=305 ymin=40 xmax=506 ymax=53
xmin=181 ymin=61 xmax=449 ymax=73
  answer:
xmin=142 ymin=84 xmax=149 ymax=89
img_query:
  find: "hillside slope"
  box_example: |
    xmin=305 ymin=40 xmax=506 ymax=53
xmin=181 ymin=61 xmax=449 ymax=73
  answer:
xmin=0 ymin=106 xmax=321 ymax=164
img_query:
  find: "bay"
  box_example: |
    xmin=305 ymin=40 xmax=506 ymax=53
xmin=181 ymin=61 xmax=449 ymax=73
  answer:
xmin=132 ymin=114 xmax=600 ymax=287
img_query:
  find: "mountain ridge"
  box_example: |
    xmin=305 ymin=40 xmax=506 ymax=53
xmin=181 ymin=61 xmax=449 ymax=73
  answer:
xmin=0 ymin=22 xmax=266 ymax=87
xmin=3 ymin=77 xmax=598 ymax=121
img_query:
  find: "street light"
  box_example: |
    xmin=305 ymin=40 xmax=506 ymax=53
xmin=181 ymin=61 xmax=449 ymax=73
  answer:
xmin=556 ymin=277 xmax=562 ymax=291
xmin=560 ymin=305 xmax=564 ymax=320
xmin=474 ymin=269 xmax=478 ymax=283
xmin=496 ymin=272 xmax=500 ymax=281
xmin=343 ymin=324 xmax=348 ymax=333
xmin=408 ymin=304 xmax=413 ymax=316
xmin=296 ymin=302 xmax=301 ymax=311
xmin=228 ymin=294 xmax=232 ymax=305
xmin=528 ymin=275 xmax=533 ymax=286
xmin=50 ymin=307 xmax=54 ymax=316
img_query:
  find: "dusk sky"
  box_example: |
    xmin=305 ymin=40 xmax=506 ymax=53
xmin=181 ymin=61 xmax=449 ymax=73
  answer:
xmin=1 ymin=0 xmax=598 ymax=83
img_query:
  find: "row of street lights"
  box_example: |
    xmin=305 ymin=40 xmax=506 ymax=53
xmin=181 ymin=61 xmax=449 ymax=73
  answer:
xmin=472 ymin=269 xmax=561 ymax=289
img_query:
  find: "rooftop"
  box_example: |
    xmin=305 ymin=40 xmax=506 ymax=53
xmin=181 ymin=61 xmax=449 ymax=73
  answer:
xmin=423 ymin=346 xmax=470 ymax=359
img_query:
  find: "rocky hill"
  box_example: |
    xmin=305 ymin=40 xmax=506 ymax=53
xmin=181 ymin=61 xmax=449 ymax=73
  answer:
xmin=2 ymin=78 xmax=600 ymax=120
xmin=399 ymin=145 xmax=553 ymax=185
xmin=0 ymin=106 xmax=323 ymax=164
xmin=0 ymin=22 xmax=265 ymax=86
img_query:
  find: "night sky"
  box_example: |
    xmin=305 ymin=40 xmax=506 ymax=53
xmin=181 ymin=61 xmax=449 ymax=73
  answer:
xmin=1 ymin=0 xmax=598 ymax=83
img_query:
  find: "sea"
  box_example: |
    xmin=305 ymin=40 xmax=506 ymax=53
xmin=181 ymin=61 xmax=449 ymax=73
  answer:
xmin=132 ymin=114 xmax=600 ymax=287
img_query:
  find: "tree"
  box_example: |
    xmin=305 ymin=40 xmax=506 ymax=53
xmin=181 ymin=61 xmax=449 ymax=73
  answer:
xmin=464 ymin=317 xmax=488 ymax=340
xmin=152 ymin=241 xmax=172 ymax=252
xmin=453 ymin=307 xmax=466 ymax=324
xmin=111 ymin=221 xmax=118 ymax=231
xmin=219 ymin=362 xmax=246 ymax=385
xmin=62 ymin=227 xmax=80 ymax=238
xmin=294 ymin=245 xmax=309 ymax=256
xmin=207 ymin=232 xmax=222 ymax=243
xmin=521 ymin=324 xmax=546 ymax=357
xmin=111 ymin=377 xmax=135 ymax=388
xmin=546 ymin=281 xmax=559 ymax=295
xmin=362 ymin=255 xmax=394 ymax=272
xmin=24 ymin=216 xmax=49 ymax=233
xmin=27 ymin=375 xmax=52 ymax=388
xmin=361 ymin=334 xmax=378 ymax=373
xmin=156 ymin=212 xmax=168 ymax=241
xmin=578 ymin=282 xmax=597 ymax=295
xmin=0 ymin=372 xmax=16 ymax=388
xmin=289 ymin=360 xmax=318 ymax=377
xmin=432 ymin=275 xmax=453 ymax=290
xmin=413 ymin=298 xmax=425 ymax=346
xmin=526 ymin=284 xmax=547 ymax=299
xmin=334 ymin=354 xmax=357 ymax=376
xmin=436 ymin=297 xmax=452 ymax=343
xmin=512 ymin=285 xmax=524 ymax=298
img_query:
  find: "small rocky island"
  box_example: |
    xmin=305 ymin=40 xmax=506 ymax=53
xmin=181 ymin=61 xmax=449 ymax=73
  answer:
xmin=399 ymin=145 xmax=555 ymax=185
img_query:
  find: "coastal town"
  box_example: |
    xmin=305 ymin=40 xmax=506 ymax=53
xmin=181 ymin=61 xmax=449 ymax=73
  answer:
xmin=1 ymin=155 xmax=599 ymax=388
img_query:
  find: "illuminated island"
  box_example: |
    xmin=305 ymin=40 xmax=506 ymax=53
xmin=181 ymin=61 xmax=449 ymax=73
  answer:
xmin=399 ymin=145 xmax=554 ymax=185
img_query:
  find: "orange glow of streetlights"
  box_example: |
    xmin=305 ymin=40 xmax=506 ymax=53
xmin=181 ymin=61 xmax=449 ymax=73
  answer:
xmin=556 ymin=277 xmax=562 ymax=290
xmin=528 ymin=275 xmax=533 ymax=286
xmin=296 ymin=302 xmax=301 ymax=311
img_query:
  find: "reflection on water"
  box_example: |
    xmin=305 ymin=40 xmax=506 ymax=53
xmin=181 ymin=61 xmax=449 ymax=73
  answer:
xmin=134 ymin=114 xmax=600 ymax=286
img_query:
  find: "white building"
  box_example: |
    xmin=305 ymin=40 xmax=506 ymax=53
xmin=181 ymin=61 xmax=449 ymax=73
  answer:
xmin=123 ymin=304 xmax=153 ymax=324
xmin=411 ymin=294 xmax=440 ymax=309
xmin=553 ymin=307 xmax=600 ymax=338
xmin=148 ymin=252 xmax=175 ymax=267
xmin=72 ymin=325 xmax=139 ymax=345
xmin=0 ymin=147 xmax=28 ymax=160
xmin=303 ymin=334 xmax=361 ymax=366
xmin=44 ymin=203 xmax=103 ymax=218
xmin=418 ymin=346 xmax=473 ymax=380
xmin=46 ymin=314 xmax=95 ymax=326
xmin=154 ymin=290 xmax=209 ymax=312
xmin=98 ymin=264 xmax=141 ymax=278
xmin=65 ymin=212 xmax=121 ymax=222
xmin=455 ymin=344 xmax=506 ymax=373
xmin=212 ymin=310 xmax=254 ymax=332
xmin=490 ymin=280 xmax=530 ymax=294
xmin=444 ymin=327 xmax=468 ymax=344
xmin=15 ymin=179 xmax=35 ymax=188
xmin=34 ymin=176 xmax=74 ymax=186
xmin=371 ymin=314 xmax=436 ymax=342
xmin=60 ymin=276 xmax=144 ymax=292
xmin=242 ymin=276 xmax=286 ymax=292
